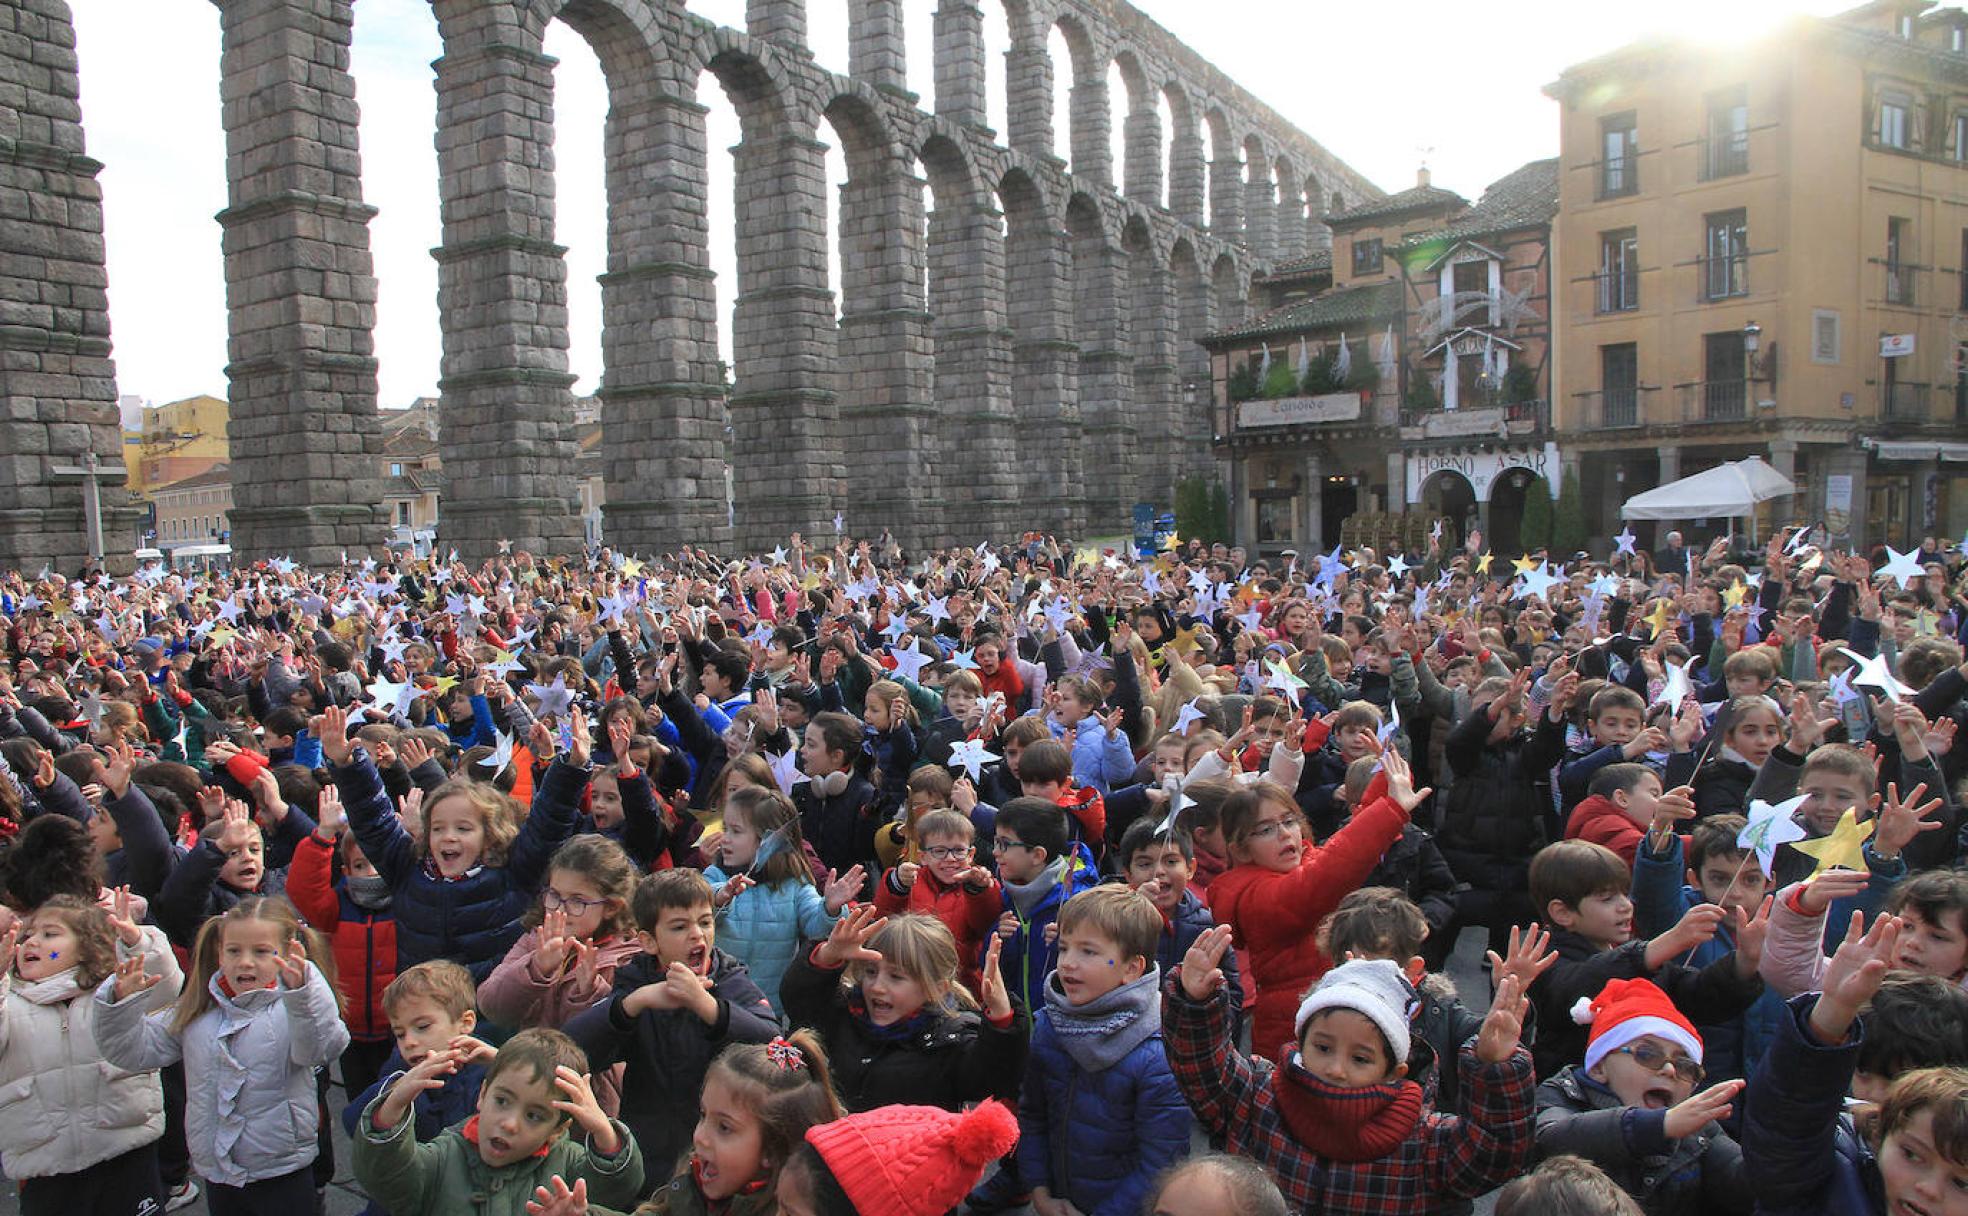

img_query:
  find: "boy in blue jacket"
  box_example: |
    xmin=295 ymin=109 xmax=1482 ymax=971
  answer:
xmin=1016 ymin=886 xmax=1191 ymax=1216
xmin=992 ymin=798 xmax=1099 ymax=1016
xmin=1114 ymin=818 xmax=1240 ymax=1032
xmin=1630 ymin=812 xmax=1787 ymax=1083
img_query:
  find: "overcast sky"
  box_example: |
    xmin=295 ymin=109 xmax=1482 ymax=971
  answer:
xmin=72 ymin=0 xmax=1852 ymax=411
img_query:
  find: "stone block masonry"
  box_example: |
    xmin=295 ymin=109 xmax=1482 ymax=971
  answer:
xmin=3 ymin=0 xmax=1380 ymax=564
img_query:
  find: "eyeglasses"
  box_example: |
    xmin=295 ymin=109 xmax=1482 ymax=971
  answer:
xmin=1610 ymin=1042 xmax=1704 ymax=1085
xmin=543 ymin=890 xmax=609 ymax=916
xmin=1245 ymin=815 xmax=1303 ymax=843
xmin=921 ymin=845 xmax=974 ymax=861
xmin=992 ymin=838 xmax=1032 ymax=853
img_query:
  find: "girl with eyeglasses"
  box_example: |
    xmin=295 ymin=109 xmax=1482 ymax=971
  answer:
xmin=707 ymin=785 xmax=865 ymax=1015
xmin=478 ymin=834 xmax=643 ymax=1115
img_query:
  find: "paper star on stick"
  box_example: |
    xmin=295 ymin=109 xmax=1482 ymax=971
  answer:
xmin=525 ymin=674 xmax=575 ymax=718
xmin=1791 ymin=807 xmax=1876 ymax=878
xmin=1837 ymin=647 xmax=1912 ymax=704
xmin=1642 ymin=599 xmax=1675 ymax=641
xmin=1738 ymin=794 xmax=1809 ymax=877
xmin=945 ymin=738 xmax=1001 ymax=783
xmin=1613 ymin=527 xmax=1638 ymax=558
xmin=476 ymin=731 xmax=516 ymax=775
xmin=1473 ymin=551 xmax=1494 ymax=576
xmin=768 ymin=747 xmax=808 ymax=796
xmin=1173 ymin=699 xmax=1210 ymax=736
xmin=1879 ymin=544 xmax=1927 ymax=590
xmin=1264 ymin=658 xmax=1308 ymax=697
xmin=887 ymin=641 xmax=932 ymax=684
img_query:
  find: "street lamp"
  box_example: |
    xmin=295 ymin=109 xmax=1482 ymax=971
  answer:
xmin=1742 ymin=319 xmax=1761 ymax=358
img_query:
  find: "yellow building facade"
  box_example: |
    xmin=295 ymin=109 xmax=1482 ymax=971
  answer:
xmin=1548 ymin=0 xmax=1968 ymax=549
xmin=129 ymin=394 xmax=230 ymax=496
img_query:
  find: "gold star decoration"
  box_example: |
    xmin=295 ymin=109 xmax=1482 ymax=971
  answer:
xmin=1161 ymin=532 xmax=1181 ymax=552
xmin=1791 ymin=808 xmax=1876 ymax=878
xmin=621 ymin=557 xmax=644 ymax=577
xmin=1642 ymin=599 xmax=1674 ymax=640
xmin=432 ymin=675 xmax=460 ymax=697
xmin=1474 ymin=551 xmax=1494 ymax=575
xmin=1723 ymin=583 xmax=1747 ymax=610
xmin=1512 ymin=554 xmax=1538 ymax=576
xmin=1168 ymin=624 xmax=1202 ymax=657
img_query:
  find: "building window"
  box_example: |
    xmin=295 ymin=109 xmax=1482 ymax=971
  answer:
xmin=1956 ymin=113 xmax=1968 ymax=160
xmin=1900 ymin=12 xmax=1915 ymax=39
xmin=390 ymin=462 xmax=402 ymax=477
xmin=1452 ymin=259 xmax=1488 ymax=299
xmin=1702 ymin=331 xmax=1748 ymax=419
xmin=1601 ymin=112 xmax=1639 ymax=197
xmin=1351 ymin=238 xmax=1383 ymax=277
xmin=1887 ymin=216 xmax=1915 ymax=305
xmin=1601 ymin=343 xmax=1639 ymax=427
xmin=1953 ymin=25 xmax=1965 ymax=51
xmin=1812 ymin=309 xmax=1842 ymax=364
xmin=1703 ymin=209 xmax=1749 ymax=300
xmin=1704 ymin=86 xmax=1749 ymax=179
xmin=1598 ymin=229 xmax=1640 ymax=312
xmin=1879 ymin=92 xmax=1911 ymax=148
xmin=397 ymin=502 xmax=410 ymax=526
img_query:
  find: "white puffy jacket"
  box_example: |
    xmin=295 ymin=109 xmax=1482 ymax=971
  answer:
xmin=0 ymin=925 xmax=182 ymax=1179
xmin=94 ymin=960 xmax=348 ymax=1188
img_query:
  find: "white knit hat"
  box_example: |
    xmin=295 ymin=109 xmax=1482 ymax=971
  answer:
xmin=1293 ymin=958 xmax=1416 ymax=1064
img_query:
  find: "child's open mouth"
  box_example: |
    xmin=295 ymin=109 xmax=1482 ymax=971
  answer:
xmin=1641 ymin=1087 xmax=1675 ymax=1110
xmin=1897 ymin=1199 xmax=1936 ymax=1216
xmin=688 ymin=946 xmax=708 ymax=971
xmin=486 ymin=1134 xmax=511 ymax=1158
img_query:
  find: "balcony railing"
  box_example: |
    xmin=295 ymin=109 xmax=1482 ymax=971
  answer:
xmin=1879 ymin=260 xmax=1919 ymax=307
xmin=1594 ymin=271 xmax=1640 ymax=313
xmin=1700 ymin=131 xmax=1750 ymax=180
xmin=1696 ymin=255 xmax=1749 ymax=302
xmin=1573 ymin=386 xmax=1656 ymax=430
xmin=1599 ymin=155 xmax=1639 ymax=200
xmin=1883 ymin=381 xmax=1931 ymax=422
xmin=1676 ymin=379 xmax=1748 ymax=422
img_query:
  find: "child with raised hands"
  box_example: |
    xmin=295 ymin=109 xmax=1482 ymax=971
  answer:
xmin=1525 ymin=839 xmax=1768 ymax=1079
xmin=1204 ymin=746 xmax=1427 ymax=1062
xmin=1532 ymin=976 xmax=1752 ymax=1215
xmin=779 ymin=906 xmax=1028 ymax=1113
xmin=873 ymin=807 xmax=999 ymax=995
xmin=1742 ymin=912 xmax=1968 ymax=1216
xmin=707 ymin=785 xmax=859 ymax=1014
xmin=315 ymin=701 xmax=589 ymax=980
xmin=352 ymin=1027 xmax=644 ymax=1216
xmin=585 ymin=712 xmax=675 ymax=871
xmin=1164 ymin=924 xmax=1537 ymax=1213
xmin=94 ymin=896 xmax=349 ymax=1215
xmin=151 ymin=790 xmax=298 ymax=949
xmin=479 ymin=834 xmax=643 ymax=1082
xmin=0 ymin=890 xmax=182 ymax=1216
xmin=89 ymin=738 xmax=184 ymax=903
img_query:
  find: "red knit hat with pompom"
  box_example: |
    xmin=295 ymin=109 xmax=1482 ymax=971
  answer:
xmin=803 ymin=1099 xmax=1019 ymax=1216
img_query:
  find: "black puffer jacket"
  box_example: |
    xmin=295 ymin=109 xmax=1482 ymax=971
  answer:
xmin=1436 ymin=707 xmax=1566 ymax=893
xmin=1535 ymin=1064 xmax=1752 ymax=1216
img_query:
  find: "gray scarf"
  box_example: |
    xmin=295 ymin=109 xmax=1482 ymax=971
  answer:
xmin=1002 ymin=858 xmax=1066 ymax=919
xmin=1042 ymin=965 xmax=1163 ymax=1072
xmin=345 ymin=874 xmax=393 ymax=912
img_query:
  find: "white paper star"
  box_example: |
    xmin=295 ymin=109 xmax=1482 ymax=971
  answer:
xmin=476 ymin=731 xmax=515 ymax=775
xmin=945 ymin=738 xmax=1001 ymax=783
xmin=216 ymin=598 xmax=243 ymax=624
xmin=768 ymin=747 xmax=808 ymax=796
xmin=1387 ymin=553 xmax=1410 ymax=577
xmin=950 ymin=649 xmax=979 ymax=671
xmin=1879 ymin=544 xmax=1927 ymax=590
xmin=497 ymin=538 xmax=513 ymax=554
xmin=833 ymin=512 xmax=845 ymax=534
xmin=1739 ymin=794 xmax=1810 ymax=877
xmin=769 ymin=545 xmax=788 ymax=566
xmin=526 ymin=674 xmax=575 ymax=718
xmin=925 ymin=596 xmax=951 ymax=626
xmin=1838 ymin=647 xmax=1911 ymax=704
xmin=445 ymin=593 xmax=470 ymax=617
xmin=1653 ymin=659 xmax=1691 ymax=709
xmin=887 ymin=642 xmax=931 ymax=684
xmin=1173 ymin=700 xmax=1210 ymax=736
xmin=378 ymin=634 xmax=410 ymax=665
xmin=1515 ymin=561 xmax=1562 ymax=603
xmin=1265 ymin=658 xmax=1309 ymax=698
xmin=1613 ymin=527 xmax=1637 ymax=559
xmin=366 ymin=676 xmax=416 ymax=717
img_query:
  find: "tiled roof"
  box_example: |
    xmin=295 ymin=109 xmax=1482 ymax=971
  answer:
xmin=1262 ymin=249 xmax=1332 ymax=280
xmin=1204 ymin=280 xmax=1402 ymax=344
xmin=1400 ymin=158 xmax=1559 ymax=249
xmin=153 ymin=464 xmax=232 ymax=495
xmin=1326 ymin=182 xmax=1466 ymax=226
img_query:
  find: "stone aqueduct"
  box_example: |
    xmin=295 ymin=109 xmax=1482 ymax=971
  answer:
xmin=0 ymin=0 xmax=1377 ymax=568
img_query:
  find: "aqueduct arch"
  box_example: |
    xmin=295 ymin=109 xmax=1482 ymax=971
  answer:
xmin=0 ymin=0 xmax=1378 ymax=567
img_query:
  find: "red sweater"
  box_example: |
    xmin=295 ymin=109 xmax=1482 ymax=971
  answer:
xmin=1205 ymin=795 xmax=1411 ymax=1062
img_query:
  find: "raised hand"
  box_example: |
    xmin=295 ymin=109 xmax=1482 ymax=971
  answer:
xmin=110 ymin=953 xmax=161 ymax=1002
xmin=398 ymin=735 xmax=432 ymax=771
xmin=1649 ymin=785 xmax=1698 ymax=837
xmin=1179 ymin=923 xmax=1235 ymax=1001
xmin=1786 ymin=692 xmax=1835 ymax=753
xmin=313 ymin=705 xmax=352 ymax=766
xmin=814 ymin=903 xmax=887 ymax=969
xmin=1475 ymin=973 xmax=1529 ymax=1064
xmin=95 ymin=739 xmax=140 ymax=800
xmin=102 ymin=885 xmax=143 ymax=947
xmin=1648 ymin=903 xmax=1726 ymax=968
xmin=448 ymin=1034 xmax=498 ymax=1067
xmin=213 ymin=799 xmax=256 ymax=854
xmin=1622 ymin=725 xmax=1668 ymax=759
xmin=373 ymin=1047 xmax=462 ymax=1132
xmin=1733 ymin=895 xmax=1775 ymax=978
xmin=607 ymin=716 xmax=635 ymax=773
xmin=525 ymin=1176 xmax=590 ymax=1216
xmin=977 ymin=933 xmax=1011 ymax=1022
xmin=1666 ymin=1078 xmax=1745 ymax=1139
xmin=549 ymin=1066 xmax=619 ymax=1155
xmin=566 ymin=706 xmax=592 ymax=768
xmin=712 ymin=873 xmax=755 ymax=908
xmin=1379 ymin=747 xmax=1430 ymax=814
xmin=823 ymin=865 xmax=865 ymax=915
xmin=1485 ymin=924 xmax=1557 ymax=995
xmin=528 ymin=720 xmax=557 ymax=764
xmin=1873 ymin=781 xmax=1946 ymax=861
xmin=1794 ymin=867 xmax=1871 ymax=916
xmin=277 ymin=937 xmax=310 ymax=989
xmin=1810 ymin=912 xmax=1902 ymax=1044
xmin=533 ymin=907 xmax=573 ymax=976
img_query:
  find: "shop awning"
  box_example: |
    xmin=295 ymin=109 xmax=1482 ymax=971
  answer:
xmin=1620 ymin=456 xmax=1796 ymax=521
xmin=1871 ymin=440 xmax=1968 ymax=462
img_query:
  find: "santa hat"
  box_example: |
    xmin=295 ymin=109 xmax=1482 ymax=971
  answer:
xmin=803 ymin=1099 xmax=1019 ymax=1216
xmin=1572 ymin=977 xmax=1703 ymax=1074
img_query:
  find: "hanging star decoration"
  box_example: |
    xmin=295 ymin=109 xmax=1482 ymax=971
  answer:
xmin=1791 ymin=807 xmax=1876 ymax=878
xmin=945 ymin=738 xmax=1002 ymax=783
xmin=1738 ymin=794 xmax=1810 ymax=877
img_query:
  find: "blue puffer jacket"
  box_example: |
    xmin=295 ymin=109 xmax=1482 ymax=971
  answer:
xmin=336 ymin=749 xmax=584 ymax=980
xmin=1155 ymin=887 xmax=1241 ymax=1032
xmin=1017 ymin=968 xmax=1191 ymax=1216
xmin=1630 ymin=833 xmax=1787 ymax=1082
xmin=1740 ymin=994 xmax=1882 ymax=1216
xmin=705 ymin=868 xmax=841 ymax=1014
xmin=999 ymin=843 xmax=1101 ymax=1015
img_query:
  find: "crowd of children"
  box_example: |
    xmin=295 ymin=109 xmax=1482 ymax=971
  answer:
xmin=0 ymin=522 xmax=1967 ymax=1215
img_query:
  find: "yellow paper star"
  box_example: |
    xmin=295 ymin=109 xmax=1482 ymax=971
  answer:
xmin=1169 ymin=624 xmax=1201 ymax=657
xmin=1161 ymin=532 xmax=1181 ymax=552
xmin=209 ymin=624 xmax=236 ymax=646
xmin=800 ymin=571 xmax=822 ymax=590
xmin=1512 ymin=554 xmax=1538 ymax=576
xmin=1792 ymin=808 xmax=1876 ymax=877
xmin=1916 ymin=609 xmax=1940 ymax=637
xmin=1723 ymin=583 xmax=1747 ymax=610
xmin=621 ymin=557 xmax=644 ymax=577
xmin=1474 ymin=551 xmax=1494 ymax=575
xmin=1642 ymin=599 xmax=1673 ymax=640
xmin=432 ymin=676 xmax=459 ymax=697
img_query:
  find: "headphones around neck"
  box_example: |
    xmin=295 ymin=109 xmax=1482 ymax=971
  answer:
xmin=811 ymin=769 xmax=850 ymax=798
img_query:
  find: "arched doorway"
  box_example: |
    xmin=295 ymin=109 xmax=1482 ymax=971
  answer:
xmin=1420 ymin=469 xmax=1476 ymax=551
xmin=1321 ymin=474 xmax=1358 ymax=548
xmin=1490 ymin=466 xmax=1536 ymax=555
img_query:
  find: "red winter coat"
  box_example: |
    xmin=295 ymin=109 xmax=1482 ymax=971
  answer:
xmin=1206 ymin=796 xmax=1411 ymax=1062
xmin=1563 ymin=795 xmax=1647 ymax=867
xmin=873 ymin=866 xmax=1002 ymax=992
xmin=287 ymin=832 xmax=397 ymax=1041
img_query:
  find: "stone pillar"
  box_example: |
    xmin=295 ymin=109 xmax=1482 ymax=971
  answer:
xmin=1067 ymin=74 xmax=1111 ymax=187
xmin=747 ymin=0 xmax=807 ymax=54
xmin=1210 ymin=156 xmax=1244 ymax=243
xmin=1123 ymin=105 xmax=1162 ymax=205
xmin=1168 ymin=130 xmax=1205 ymax=227
xmin=1131 ymin=253 xmax=1178 ymax=509
xmin=836 ymin=158 xmax=937 ymax=548
xmin=848 ymin=0 xmax=909 ymax=96
xmin=431 ymin=35 xmax=582 ymax=557
xmin=729 ymin=127 xmax=841 ymax=549
xmin=1005 ymin=40 xmax=1054 ymax=161
xmin=1243 ymin=159 xmax=1276 ymax=261
xmin=932 ymin=1 xmax=988 ymax=130
xmin=932 ymin=198 xmax=1017 ymax=542
xmin=1275 ymin=175 xmax=1306 ymax=260
xmin=1300 ymin=450 xmax=1324 ymax=550
xmin=210 ymin=0 xmax=383 ymax=565
xmin=1073 ymin=232 xmax=1132 ymax=535
xmin=1823 ymin=447 xmax=1868 ymax=549
xmin=1007 ymin=208 xmax=1082 ymax=537
xmin=596 ymin=90 xmax=731 ymax=553
xmin=1766 ymin=436 xmax=1797 ymax=530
